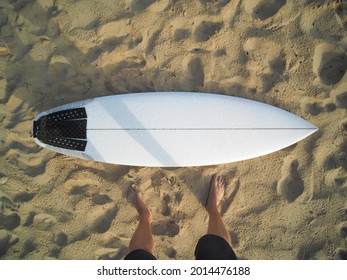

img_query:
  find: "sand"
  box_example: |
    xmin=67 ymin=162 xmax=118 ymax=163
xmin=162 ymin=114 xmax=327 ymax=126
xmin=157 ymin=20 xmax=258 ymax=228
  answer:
xmin=0 ymin=0 xmax=346 ymax=260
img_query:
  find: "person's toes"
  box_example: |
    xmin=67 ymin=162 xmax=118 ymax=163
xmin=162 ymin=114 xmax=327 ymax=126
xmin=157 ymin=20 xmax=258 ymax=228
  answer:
xmin=127 ymin=184 xmax=138 ymax=205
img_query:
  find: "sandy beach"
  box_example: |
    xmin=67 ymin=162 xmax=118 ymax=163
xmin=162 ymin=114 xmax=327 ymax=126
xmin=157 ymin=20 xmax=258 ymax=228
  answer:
xmin=0 ymin=0 xmax=347 ymax=260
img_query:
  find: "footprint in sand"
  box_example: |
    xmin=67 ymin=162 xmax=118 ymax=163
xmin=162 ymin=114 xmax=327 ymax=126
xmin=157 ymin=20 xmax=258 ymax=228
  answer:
xmin=338 ymin=221 xmax=347 ymax=238
xmin=336 ymin=90 xmax=347 ymax=108
xmin=230 ymin=231 xmax=239 ymax=248
xmin=95 ymin=248 xmax=122 ymax=260
xmin=125 ymin=0 xmax=155 ymax=13
xmin=13 ymin=191 xmax=35 ymax=203
xmin=65 ymin=179 xmax=99 ymax=197
xmin=0 ymin=78 xmax=9 ymax=103
xmin=342 ymin=118 xmax=347 ymax=132
xmin=198 ymin=0 xmax=230 ymax=7
xmin=151 ymin=171 xmax=165 ymax=187
xmin=48 ymin=55 xmax=76 ymax=83
xmin=143 ymin=27 xmax=162 ymax=55
xmin=244 ymin=0 xmax=286 ymax=21
xmin=0 ymin=230 xmax=11 ymax=256
xmin=277 ymin=158 xmax=304 ymax=203
xmin=301 ymin=95 xmax=340 ymax=115
xmin=313 ymin=43 xmax=347 ymax=85
xmin=20 ymin=239 xmax=36 ymax=259
xmin=332 ymin=73 xmax=347 ymax=109
xmin=243 ymin=37 xmax=286 ymax=75
xmin=173 ymin=28 xmax=191 ymax=41
xmin=152 ymin=219 xmax=179 ymax=237
xmin=0 ymin=229 xmax=18 ymax=257
xmin=0 ymin=193 xmax=17 ymax=212
xmin=297 ymin=242 xmax=324 ymax=259
xmin=70 ymin=229 xmax=90 ymax=243
xmin=333 ymin=0 xmax=347 ymax=30
xmin=22 ymin=211 xmax=36 ymax=227
xmin=4 ymin=130 xmax=47 ymax=175
xmin=300 ymin=98 xmax=325 ymax=116
xmin=160 ymin=194 xmax=171 ymax=216
xmin=181 ymin=57 xmax=205 ymax=91
xmin=193 ymin=21 xmax=223 ymax=42
xmin=300 ymin=3 xmax=345 ymax=41
xmin=92 ymin=194 xmax=111 ymax=205
xmin=49 ymin=247 xmax=61 ymax=259
xmin=243 ymin=37 xmax=286 ymax=93
xmin=90 ymin=206 xmax=118 ymax=234
xmin=320 ymin=126 xmax=346 ymax=171
xmin=23 ymin=211 xmax=36 ymax=227
xmin=0 ymin=194 xmax=21 ymax=230
xmin=335 ymin=248 xmax=347 ymax=260
xmin=164 ymin=246 xmax=177 ymax=258
xmin=54 ymin=231 xmax=68 ymax=247
xmin=33 ymin=213 xmax=57 ymax=231
xmin=0 ymin=213 xmax=21 ymax=230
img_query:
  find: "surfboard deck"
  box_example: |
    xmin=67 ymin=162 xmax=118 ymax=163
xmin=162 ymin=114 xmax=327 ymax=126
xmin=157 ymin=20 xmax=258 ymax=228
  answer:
xmin=33 ymin=92 xmax=317 ymax=167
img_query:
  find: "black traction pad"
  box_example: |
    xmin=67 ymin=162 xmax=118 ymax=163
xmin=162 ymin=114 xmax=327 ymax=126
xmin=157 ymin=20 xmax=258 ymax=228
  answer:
xmin=33 ymin=108 xmax=87 ymax=151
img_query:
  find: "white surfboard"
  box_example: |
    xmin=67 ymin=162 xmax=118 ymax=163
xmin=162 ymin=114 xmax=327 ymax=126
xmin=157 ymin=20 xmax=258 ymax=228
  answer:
xmin=33 ymin=92 xmax=317 ymax=167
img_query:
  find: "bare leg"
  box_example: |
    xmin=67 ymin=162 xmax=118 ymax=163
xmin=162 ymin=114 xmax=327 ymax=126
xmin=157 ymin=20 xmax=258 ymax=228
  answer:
xmin=205 ymin=174 xmax=231 ymax=244
xmin=127 ymin=184 xmax=154 ymax=254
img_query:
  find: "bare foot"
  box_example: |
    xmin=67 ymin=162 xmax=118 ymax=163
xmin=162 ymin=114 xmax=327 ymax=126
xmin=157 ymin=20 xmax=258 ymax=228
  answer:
xmin=127 ymin=184 xmax=152 ymax=219
xmin=206 ymin=174 xmax=225 ymax=213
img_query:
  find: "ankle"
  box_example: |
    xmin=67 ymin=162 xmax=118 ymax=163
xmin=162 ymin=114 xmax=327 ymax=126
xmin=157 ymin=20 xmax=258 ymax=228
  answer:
xmin=139 ymin=208 xmax=152 ymax=221
xmin=206 ymin=204 xmax=219 ymax=216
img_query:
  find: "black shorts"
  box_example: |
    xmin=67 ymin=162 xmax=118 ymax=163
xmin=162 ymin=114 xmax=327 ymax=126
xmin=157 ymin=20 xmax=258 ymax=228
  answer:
xmin=124 ymin=234 xmax=237 ymax=260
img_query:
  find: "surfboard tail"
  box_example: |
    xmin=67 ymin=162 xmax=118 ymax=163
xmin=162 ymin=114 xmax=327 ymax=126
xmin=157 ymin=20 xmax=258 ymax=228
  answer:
xmin=33 ymin=108 xmax=88 ymax=151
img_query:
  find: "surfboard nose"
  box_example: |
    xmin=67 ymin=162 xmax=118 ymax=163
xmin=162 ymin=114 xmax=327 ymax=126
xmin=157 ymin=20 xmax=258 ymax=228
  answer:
xmin=302 ymin=119 xmax=318 ymax=133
